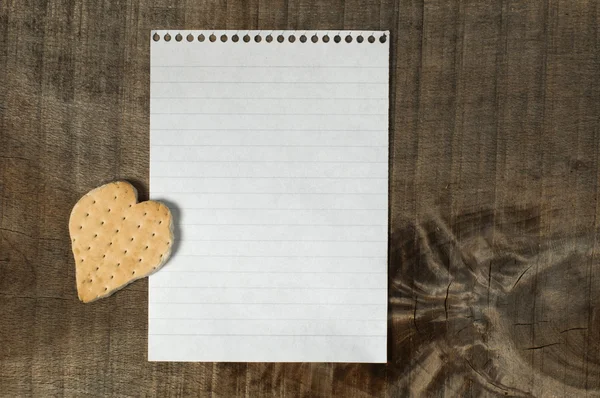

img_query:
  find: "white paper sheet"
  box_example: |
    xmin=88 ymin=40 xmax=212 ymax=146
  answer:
xmin=149 ymin=30 xmax=389 ymax=362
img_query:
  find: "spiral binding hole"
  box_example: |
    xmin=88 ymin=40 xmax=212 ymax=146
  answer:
xmin=155 ymin=32 xmax=386 ymax=45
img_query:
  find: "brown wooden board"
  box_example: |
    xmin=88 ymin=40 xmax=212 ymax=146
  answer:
xmin=1 ymin=0 xmax=599 ymax=396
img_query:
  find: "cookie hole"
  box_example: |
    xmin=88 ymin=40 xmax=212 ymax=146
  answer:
xmin=79 ymin=226 xmax=83 ymax=230
xmin=85 ymin=213 xmax=89 ymax=217
xmin=122 ymin=217 xmax=126 ymax=221
xmin=108 ymin=209 xmax=111 ymax=213
xmin=138 ymin=225 xmax=141 ymax=229
xmin=111 ymin=275 xmax=114 ymax=279
xmin=96 ymin=267 xmax=99 ymax=271
xmin=104 ymin=287 xmax=108 ymax=291
xmin=72 ymin=238 xmax=76 ymax=242
xmin=131 ymin=237 xmax=134 ymax=241
xmin=80 ymin=259 xmax=84 ymax=262
xmin=109 ymin=242 xmax=113 ymax=246
xmin=159 ymin=221 xmax=162 ymax=224
xmin=139 ymin=258 xmax=142 ymax=262
xmin=114 ymin=196 xmax=117 ymax=200
xmin=89 ymin=279 xmax=92 ymax=282
xmin=116 ymin=229 xmax=119 ymax=233
xmin=144 ymin=212 xmax=147 ymax=216
xmin=152 ymin=233 xmax=156 ymax=237
xmin=93 ymin=234 xmax=97 ymax=238
xmin=167 ymin=241 xmax=170 ymax=245
xmin=117 ymin=263 xmax=120 ymax=267
xmin=93 ymin=200 xmax=96 ymax=204
xmin=101 ymin=221 xmax=104 ymax=225
xmin=145 ymin=246 xmax=149 ymax=250
xmin=160 ymin=254 xmax=163 ymax=258
xmin=102 ymin=254 xmax=106 ymax=258
xmin=153 ymin=267 xmax=157 ymax=270
xmin=129 ymin=204 xmax=132 ymax=208
xmin=87 ymin=246 xmax=91 ymax=251
xmin=124 ymin=250 xmax=128 ymax=254
xmin=132 ymin=271 xmax=136 ymax=275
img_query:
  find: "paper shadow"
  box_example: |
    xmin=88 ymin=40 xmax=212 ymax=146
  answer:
xmin=151 ymin=198 xmax=182 ymax=268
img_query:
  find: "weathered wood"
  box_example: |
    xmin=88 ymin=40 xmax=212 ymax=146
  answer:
xmin=1 ymin=0 xmax=599 ymax=396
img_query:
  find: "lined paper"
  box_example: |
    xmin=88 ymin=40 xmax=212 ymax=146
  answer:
xmin=149 ymin=30 xmax=389 ymax=362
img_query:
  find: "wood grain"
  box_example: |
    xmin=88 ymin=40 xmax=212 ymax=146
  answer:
xmin=1 ymin=0 xmax=599 ymax=396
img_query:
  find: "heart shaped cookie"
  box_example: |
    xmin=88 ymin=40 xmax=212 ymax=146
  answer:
xmin=69 ymin=181 xmax=173 ymax=303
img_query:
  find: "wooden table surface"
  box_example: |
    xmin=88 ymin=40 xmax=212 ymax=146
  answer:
xmin=1 ymin=0 xmax=600 ymax=396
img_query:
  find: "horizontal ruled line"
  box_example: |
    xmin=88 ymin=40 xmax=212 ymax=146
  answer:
xmin=150 ymin=160 xmax=387 ymax=164
xmin=149 ymin=318 xmax=386 ymax=321
xmin=159 ymin=208 xmax=386 ymax=211
xmin=150 ymin=288 xmax=385 ymax=291
xmin=152 ymin=112 xmax=386 ymax=116
xmin=151 ymin=144 xmax=387 ymax=148
xmin=151 ymin=65 xmax=388 ymax=68
xmin=176 ymin=223 xmax=386 ymax=226
xmin=174 ymin=239 xmax=386 ymax=243
xmin=152 ymin=97 xmax=388 ymax=100
xmin=149 ymin=300 xmax=384 ymax=303
xmin=151 ymin=176 xmax=386 ymax=180
xmin=151 ymin=128 xmax=386 ymax=131
xmin=158 ymin=270 xmax=386 ymax=274
xmin=154 ymin=193 xmax=387 ymax=195
xmin=152 ymin=81 xmax=387 ymax=84
xmin=150 ymin=334 xmax=386 ymax=337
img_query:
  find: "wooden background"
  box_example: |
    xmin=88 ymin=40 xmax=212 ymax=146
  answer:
xmin=1 ymin=0 xmax=599 ymax=396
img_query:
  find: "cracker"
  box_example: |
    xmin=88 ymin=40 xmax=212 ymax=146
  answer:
xmin=69 ymin=181 xmax=174 ymax=303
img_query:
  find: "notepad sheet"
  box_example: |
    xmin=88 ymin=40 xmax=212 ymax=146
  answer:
xmin=149 ymin=30 xmax=389 ymax=362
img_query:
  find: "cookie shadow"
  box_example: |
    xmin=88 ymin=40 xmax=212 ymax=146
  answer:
xmin=153 ymin=199 xmax=182 ymax=268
